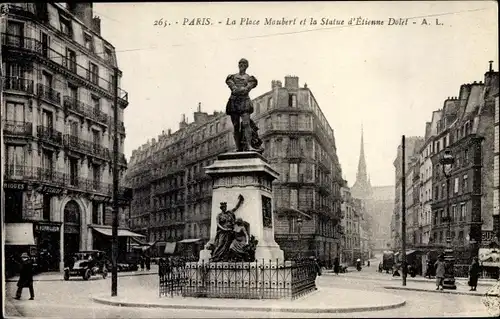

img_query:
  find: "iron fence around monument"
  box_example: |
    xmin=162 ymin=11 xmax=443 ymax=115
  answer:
xmin=159 ymin=258 xmax=319 ymax=299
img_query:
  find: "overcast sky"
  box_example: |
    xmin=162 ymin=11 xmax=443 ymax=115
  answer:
xmin=94 ymin=1 xmax=497 ymax=187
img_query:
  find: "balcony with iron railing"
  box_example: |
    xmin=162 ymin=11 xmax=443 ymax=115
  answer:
xmin=63 ymin=96 xmax=109 ymax=125
xmin=3 ymin=120 xmax=33 ymax=136
xmin=2 ymin=33 xmax=129 ymax=105
xmin=3 ymin=76 xmax=34 ymax=94
xmin=63 ymin=134 xmax=110 ymax=160
xmin=37 ymin=125 xmax=63 ymax=145
xmin=37 ymin=83 xmax=61 ymax=105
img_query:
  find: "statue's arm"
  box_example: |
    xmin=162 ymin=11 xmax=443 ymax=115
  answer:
xmin=230 ymin=194 xmax=244 ymax=212
xmin=225 ymin=74 xmax=238 ymax=93
xmin=242 ymin=227 xmax=249 ymax=245
xmin=246 ymin=76 xmax=258 ymax=91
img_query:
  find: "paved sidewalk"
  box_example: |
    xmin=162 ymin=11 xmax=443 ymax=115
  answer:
xmin=92 ymin=287 xmax=406 ymax=313
xmin=5 ymin=266 xmax=158 ymax=282
xmin=324 ymin=270 xmax=496 ymax=286
xmin=383 ymin=281 xmax=490 ymax=297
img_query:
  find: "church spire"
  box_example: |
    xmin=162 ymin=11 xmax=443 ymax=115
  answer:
xmin=351 ymin=124 xmax=372 ymax=199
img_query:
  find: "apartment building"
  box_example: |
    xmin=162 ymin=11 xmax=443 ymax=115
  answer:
xmin=341 ymin=186 xmax=362 ymax=265
xmin=2 ymin=3 xmax=133 ymax=273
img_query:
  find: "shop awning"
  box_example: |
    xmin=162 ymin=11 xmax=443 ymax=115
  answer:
xmin=178 ymin=238 xmax=201 ymax=244
xmin=91 ymin=226 xmax=145 ymax=238
xmin=165 ymin=242 xmax=176 ymax=254
xmin=406 ymin=250 xmax=416 ymax=255
xmin=5 ymin=223 xmax=35 ymax=245
xmin=276 ymin=207 xmax=312 ymax=220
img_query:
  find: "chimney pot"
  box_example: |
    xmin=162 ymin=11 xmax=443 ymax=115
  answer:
xmin=489 ymin=60 xmax=494 ymax=72
xmin=198 ymin=102 xmax=201 ymax=112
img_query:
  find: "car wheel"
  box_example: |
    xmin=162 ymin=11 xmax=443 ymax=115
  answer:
xmin=83 ymin=269 xmax=91 ymax=280
xmin=63 ymin=270 xmax=70 ymax=281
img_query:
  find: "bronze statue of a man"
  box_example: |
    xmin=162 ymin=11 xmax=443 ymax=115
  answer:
xmin=225 ymin=59 xmax=263 ymax=153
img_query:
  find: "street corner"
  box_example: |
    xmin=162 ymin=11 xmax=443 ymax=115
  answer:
xmin=91 ymin=287 xmax=407 ymax=314
xmin=383 ymin=285 xmax=486 ymax=297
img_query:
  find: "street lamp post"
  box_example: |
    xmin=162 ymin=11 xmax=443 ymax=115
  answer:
xmin=297 ymin=217 xmax=303 ymax=259
xmin=440 ymin=149 xmax=457 ymax=290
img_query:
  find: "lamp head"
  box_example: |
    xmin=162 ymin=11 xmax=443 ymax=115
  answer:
xmin=440 ymin=149 xmax=455 ymax=176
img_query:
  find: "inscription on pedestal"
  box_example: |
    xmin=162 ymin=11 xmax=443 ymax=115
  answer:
xmin=213 ymin=175 xmax=272 ymax=192
xmin=262 ymin=195 xmax=272 ymax=228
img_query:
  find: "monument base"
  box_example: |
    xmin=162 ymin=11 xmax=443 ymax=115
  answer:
xmin=177 ymin=260 xmax=317 ymax=300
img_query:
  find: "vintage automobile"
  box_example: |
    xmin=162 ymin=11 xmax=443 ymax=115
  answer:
xmin=63 ymin=250 xmax=110 ymax=281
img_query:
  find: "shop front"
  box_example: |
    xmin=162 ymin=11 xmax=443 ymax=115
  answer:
xmin=5 ymin=223 xmax=36 ymax=277
xmin=91 ymin=225 xmax=145 ymax=263
xmin=34 ymin=221 xmax=62 ymax=272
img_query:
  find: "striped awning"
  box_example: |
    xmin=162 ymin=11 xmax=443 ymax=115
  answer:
xmin=5 ymin=223 xmax=35 ymax=245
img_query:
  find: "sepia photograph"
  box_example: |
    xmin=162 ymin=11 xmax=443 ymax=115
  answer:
xmin=1 ymin=1 xmax=499 ymax=318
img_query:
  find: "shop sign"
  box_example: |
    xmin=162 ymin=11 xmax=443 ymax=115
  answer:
xmin=3 ymin=182 xmax=27 ymax=190
xmin=64 ymin=225 xmax=80 ymax=234
xmin=40 ymin=185 xmax=64 ymax=195
xmin=34 ymin=222 xmax=61 ymax=233
xmin=91 ymin=194 xmax=109 ymax=202
xmin=482 ymin=231 xmax=495 ymax=244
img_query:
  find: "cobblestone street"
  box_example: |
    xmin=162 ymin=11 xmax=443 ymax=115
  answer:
xmin=4 ymin=265 xmax=494 ymax=318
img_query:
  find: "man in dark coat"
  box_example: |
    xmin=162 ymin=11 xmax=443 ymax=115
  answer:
xmin=333 ymin=257 xmax=340 ymax=275
xmin=15 ymin=253 xmax=34 ymax=300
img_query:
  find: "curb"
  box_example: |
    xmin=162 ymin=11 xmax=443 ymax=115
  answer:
xmin=5 ymin=271 xmax=158 ymax=283
xmin=91 ymin=295 xmax=406 ymax=313
xmin=383 ymin=286 xmax=485 ymax=297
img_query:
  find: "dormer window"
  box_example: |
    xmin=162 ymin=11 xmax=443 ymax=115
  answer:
xmin=60 ymin=16 xmax=72 ymax=38
xmin=104 ymin=47 xmax=113 ymax=63
xmin=84 ymin=33 xmax=94 ymax=52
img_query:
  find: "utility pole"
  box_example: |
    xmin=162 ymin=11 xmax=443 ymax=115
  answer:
xmin=111 ymin=67 xmax=119 ymax=297
xmin=0 ymin=5 xmax=7 ymax=282
xmin=401 ymin=135 xmax=407 ymax=286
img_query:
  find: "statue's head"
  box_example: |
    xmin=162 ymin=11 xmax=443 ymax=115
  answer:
xmin=220 ymin=202 xmax=227 ymax=211
xmin=238 ymin=58 xmax=249 ymax=72
xmin=235 ymin=218 xmax=244 ymax=225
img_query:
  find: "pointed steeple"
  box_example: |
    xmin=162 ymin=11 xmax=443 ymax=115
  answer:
xmin=351 ymin=124 xmax=372 ymax=199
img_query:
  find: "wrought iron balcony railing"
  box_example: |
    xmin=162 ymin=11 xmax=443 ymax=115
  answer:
xmin=63 ymin=96 xmax=109 ymax=125
xmin=37 ymin=125 xmax=63 ymax=145
xmin=37 ymin=83 xmax=61 ymax=105
xmin=3 ymin=120 xmax=33 ymax=136
xmin=63 ymin=134 xmax=110 ymax=160
xmin=2 ymin=33 xmax=129 ymax=104
xmin=3 ymin=77 xmax=34 ymax=94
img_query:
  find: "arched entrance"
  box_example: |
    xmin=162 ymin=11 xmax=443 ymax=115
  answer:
xmin=63 ymin=200 xmax=81 ymax=264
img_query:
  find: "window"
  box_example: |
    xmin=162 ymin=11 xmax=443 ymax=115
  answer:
xmin=6 ymin=21 xmax=24 ymax=47
xmin=6 ymin=145 xmax=25 ymax=177
xmin=290 ymin=114 xmax=298 ymax=130
xmin=104 ymin=47 xmax=113 ymax=62
xmin=464 ymin=148 xmax=469 ymax=163
xmin=69 ymin=120 xmax=78 ymax=136
xmin=288 ymin=94 xmax=297 ymax=107
xmin=454 ymin=177 xmax=459 ymax=193
xmin=42 ymin=149 xmax=53 ymax=173
xmin=65 ymin=48 xmax=76 ymax=72
xmin=289 ymin=163 xmax=298 ymax=182
xmin=290 ymin=189 xmax=298 ymax=209
xmin=84 ymin=33 xmax=94 ymax=52
xmin=59 ymin=16 xmax=72 ymax=37
xmin=288 ymin=217 xmax=297 ymax=233
xmin=41 ymin=109 xmax=53 ymax=129
xmin=69 ymin=157 xmax=78 ymax=186
xmin=89 ymin=62 xmax=99 ymax=84
xmin=42 ymin=72 xmax=53 ymax=88
xmin=268 ymin=97 xmax=273 ymax=110
xmin=5 ymin=102 xmax=24 ymax=123
xmin=92 ymin=203 xmax=99 ymax=224
xmin=460 ymin=203 xmax=467 ymax=221
xmin=40 ymin=31 xmax=49 ymax=57
xmin=92 ymin=164 xmax=100 ymax=188
xmin=68 ymin=84 xmax=78 ymax=101
xmin=463 ymin=174 xmax=468 ymax=193
xmin=92 ymin=129 xmax=100 ymax=145
xmin=43 ymin=195 xmax=51 ymax=221
xmin=452 ymin=205 xmax=457 ymax=222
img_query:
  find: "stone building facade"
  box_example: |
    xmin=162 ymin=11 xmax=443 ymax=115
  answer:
xmin=2 ymin=3 xmax=133 ymax=273
xmin=340 ymin=186 xmax=362 ymax=265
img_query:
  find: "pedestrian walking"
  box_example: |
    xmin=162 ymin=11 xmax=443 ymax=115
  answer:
xmin=333 ymin=257 xmax=340 ymax=275
xmin=139 ymin=256 xmax=144 ymax=271
xmin=145 ymin=255 xmax=151 ymax=271
xmin=468 ymin=257 xmax=481 ymax=291
xmin=434 ymin=254 xmax=446 ymax=290
xmin=14 ymin=253 xmax=35 ymax=300
xmin=425 ymin=260 xmax=434 ymax=279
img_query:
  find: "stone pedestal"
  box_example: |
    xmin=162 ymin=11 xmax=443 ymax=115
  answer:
xmin=199 ymin=151 xmax=284 ymax=262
